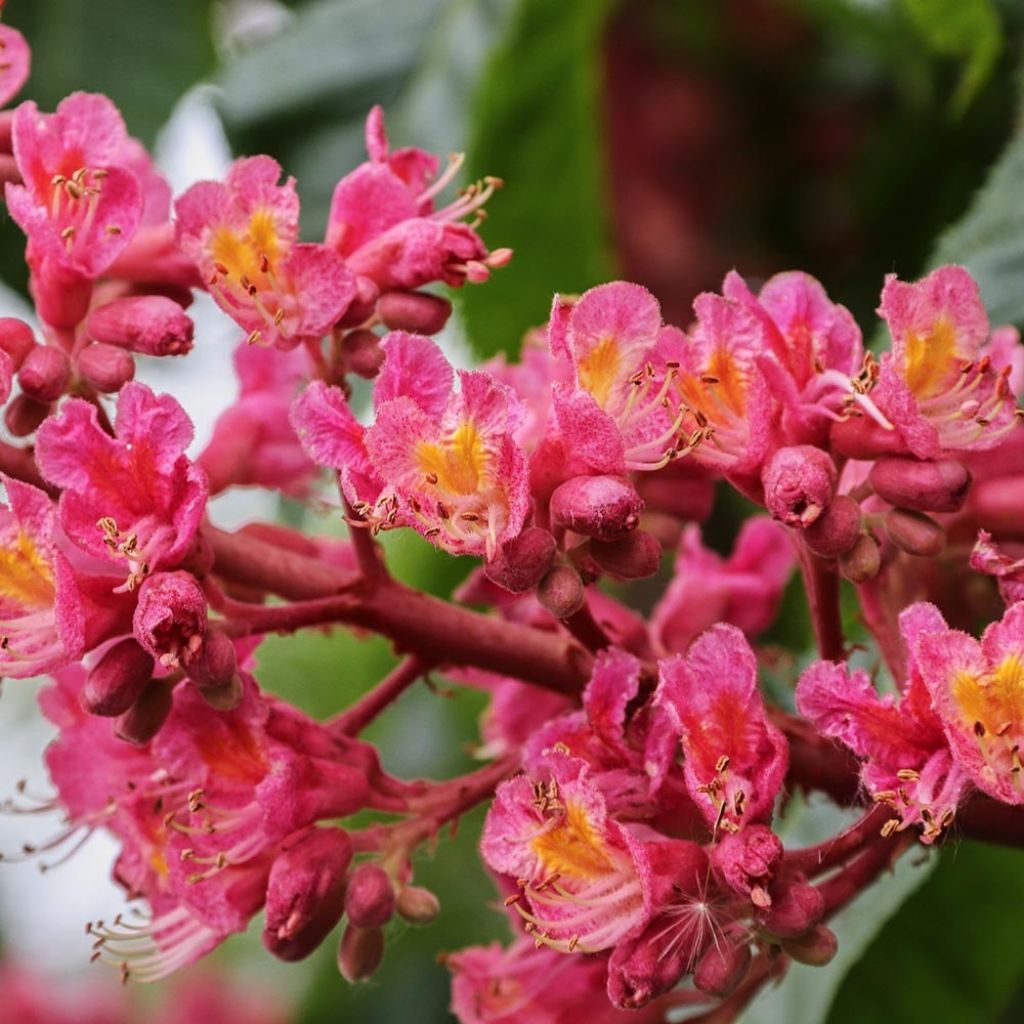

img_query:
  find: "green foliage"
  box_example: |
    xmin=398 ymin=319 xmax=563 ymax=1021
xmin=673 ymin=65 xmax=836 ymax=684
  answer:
xmin=901 ymin=0 xmax=1002 ymax=114
xmin=459 ymin=0 xmax=617 ymax=357
xmin=826 ymin=842 xmax=1024 ymax=1022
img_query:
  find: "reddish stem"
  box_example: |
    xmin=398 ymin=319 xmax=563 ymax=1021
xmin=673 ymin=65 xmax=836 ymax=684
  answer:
xmin=331 ymin=656 xmax=428 ymax=736
xmin=563 ymin=596 xmax=614 ymax=653
xmin=856 ymin=576 xmax=906 ymax=683
xmin=799 ymin=543 xmax=845 ymax=662
xmin=784 ymin=806 xmax=890 ymax=877
xmin=818 ymin=832 xmax=910 ymax=918
xmin=342 ymin=490 xmax=385 ymax=581
xmin=685 ymin=953 xmax=782 ymax=1024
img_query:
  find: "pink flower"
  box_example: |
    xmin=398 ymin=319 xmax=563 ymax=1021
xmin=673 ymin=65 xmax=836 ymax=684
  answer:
xmin=481 ymin=749 xmax=650 ymax=953
xmin=175 ymin=156 xmax=356 ymax=349
xmin=294 ymin=332 xmax=529 ymax=559
xmin=0 ymin=25 xmax=30 ymax=108
xmin=797 ymin=602 xmax=968 ymax=842
xmin=872 ymin=265 xmax=1021 ymax=455
xmin=35 ymin=382 xmax=208 ymax=588
xmin=652 ymin=625 xmax=788 ymax=832
xmin=326 ymin=106 xmax=508 ymax=292
xmin=651 ymin=519 xmax=795 ymax=655
xmin=722 ymin=270 xmax=863 ymax=440
xmin=970 ymin=530 xmax=1024 ymax=605
xmin=913 ymin=600 xmax=1024 ymax=806
xmin=0 ymin=475 xmax=84 ymax=678
xmin=6 ymin=93 xmax=143 ymax=278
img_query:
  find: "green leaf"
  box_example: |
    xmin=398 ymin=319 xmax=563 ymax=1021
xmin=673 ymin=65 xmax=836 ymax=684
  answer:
xmin=900 ymin=0 xmax=1002 ymax=114
xmin=929 ymin=98 xmax=1024 ymax=327
xmin=459 ymin=0 xmax=617 ymax=357
xmin=826 ymin=842 xmax=1024 ymax=1023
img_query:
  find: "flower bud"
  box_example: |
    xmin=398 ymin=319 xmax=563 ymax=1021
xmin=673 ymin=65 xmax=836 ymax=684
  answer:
xmin=340 ymin=329 xmax=384 ymax=379
xmin=4 ymin=394 xmax=50 ymax=437
xmin=81 ymin=639 xmax=154 ymax=717
xmin=17 ymin=345 xmax=69 ymax=403
xmin=184 ymin=630 xmax=238 ymax=689
xmin=830 ymin=414 xmax=907 ymax=460
xmin=335 ymin=276 xmax=380 ymax=329
xmin=803 ymin=495 xmax=862 ymax=558
xmin=711 ymin=825 xmax=783 ymax=907
xmin=33 ymin=264 xmax=91 ymax=328
xmin=868 ymin=457 xmax=971 ymax=514
xmin=396 ymin=885 xmax=440 ymax=925
xmin=589 ymin=530 xmax=662 ymax=581
xmin=484 ymin=527 xmax=557 ymax=593
xmin=0 ymin=317 xmax=36 ymax=368
xmin=115 ymin=679 xmax=174 ymax=745
xmin=378 ymin=290 xmax=452 ymax=335
xmin=780 ymin=923 xmax=838 ymax=966
xmin=762 ymin=446 xmax=836 ymax=527
xmin=344 ymin=863 xmax=395 ymax=928
xmin=760 ymin=881 xmax=825 ymax=939
xmin=86 ymin=295 xmax=194 ymax=356
xmin=884 ymin=508 xmax=945 ymax=557
xmin=839 ymin=533 xmax=881 ymax=583
xmin=337 ymin=924 xmax=385 ymax=983
xmin=263 ymin=827 xmax=352 ymax=962
xmin=76 ymin=342 xmax=135 ymax=393
xmin=198 ymin=672 xmax=244 ymax=711
xmin=536 ymin=564 xmax=585 ymax=619
xmin=693 ymin=927 xmax=752 ymax=998
xmin=550 ymin=475 xmax=643 ymax=541
xmin=133 ymin=571 xmax=207 ymax=669
xmin=607 ymin=929 xmax=695 ymax=1009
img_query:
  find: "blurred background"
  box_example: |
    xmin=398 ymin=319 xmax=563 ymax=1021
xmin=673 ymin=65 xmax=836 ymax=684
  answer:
xmin=1 ymin=0 xmax=1024 ymax=1021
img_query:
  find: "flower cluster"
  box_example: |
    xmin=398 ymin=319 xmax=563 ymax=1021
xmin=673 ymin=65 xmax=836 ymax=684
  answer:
xmin=2 ymin=15 xmax=1024 ymax=1024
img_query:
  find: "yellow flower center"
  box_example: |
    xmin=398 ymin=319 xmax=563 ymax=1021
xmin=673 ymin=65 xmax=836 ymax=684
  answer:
xmin=902 ymin=316 xmax=959 ymax=398
xmin=530 ymin=798 xmax=613 ymax=880
xmin=577 ymin=336 xmax=622 ymax=409
xmin=0 ymin=531 xmax=55 ymax=609
xmin=416 ymin=420 xmax=488 ymax=496
xmin=209 ymin=206 xmax=282 ymax=287
xmin=953 ymin=653 xmax=1024 ymax=739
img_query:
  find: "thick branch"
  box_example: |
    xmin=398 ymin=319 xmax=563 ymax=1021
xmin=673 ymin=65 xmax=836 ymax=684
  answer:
xmin=332 ymin=656 xmax=428 ymax=736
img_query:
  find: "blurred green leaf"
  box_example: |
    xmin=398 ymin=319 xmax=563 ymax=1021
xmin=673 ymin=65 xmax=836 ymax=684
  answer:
xmin=459 ymin=0 xmax=617 ymax=357
xmin=901 ymin=0 xmax=1002 ymax=114
xmin=826 ymin=842 xmax=1024 ymax=1023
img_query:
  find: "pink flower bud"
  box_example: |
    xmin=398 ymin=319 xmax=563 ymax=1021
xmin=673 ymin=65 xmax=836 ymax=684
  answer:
xmin=115 ymin=679 xmax=174 ymax=745
xmin=536 ymin=564 xmax=585 ymax=619
xmin=780 ymin=923 xmax=838 ymax=966
xmin=762 ymin=446 xmax=836 ymax=528
xmin=133 ymin=571 xmax=207 ymax=668
xmin=839 ymin=533 xmax=881 ymax=583
xmin=589 ymin=530 xmax=662 ymax=580
xmin=0 ymin=317 xmax=35 ymax=368
xmin=693 ymin=926 xmax=752 ymax=998
xmin=86 ymin=295 xmax=194 ymax=356
xmin=81 ymin=639 xmax=154 ymax=717
xmin=830 ymin=414 xmax=908 ymax=460
xmin=607 ymin=929 xmax=696 ymax=1009
xmin=5 ymin=394 xmax=51 ymax=437
xmin=884 ymin=508 xmax=945 ymax=557
xmin=263 ymin=827 xmax=352 ymax=962
xmin=378 ymin=290 xmax=452 ymax=335
xmin=76 ymin=342 xmax=135 ymax=393
xmin=337 ymin=924 xmax=385 ymax=983
xmin=17 ymin=345 xmax=69 ymax=403
xmin=483 ymin=527 xmax=556 ymax=593
xmin=760 ymin=881 xmax=825 ymax=938
xmin=340 ymin=329 xmax=384 ymax=379
xmin=344 ymin=863 xmax=395 ymax=928
xmin=711 ymin=825 xmax=783 ymax=906
xmin=198 ymin=673 xmax=244 ymax=711
xmin=803 ymin=495 xmax=862 ymax=558
xmin=395 ymin=885 xmax=440 ymax=925
xmin=33 ymin=264 xmax=92 ymax=329
xmin=184 ymin=630 xmax=238 ymax=689
xmin=550 ymin=474 xmax=643 ymax=541
xmin=868 ymin=457 xmax=971 ymax=513
xmin=335 ymin=276 xmax=380 ymax=329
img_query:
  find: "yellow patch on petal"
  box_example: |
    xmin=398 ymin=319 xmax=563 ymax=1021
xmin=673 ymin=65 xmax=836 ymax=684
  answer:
xmin=416 ymin=420 xmax=488 ymax=496
xmin=578 ymin=336 xmax=622 ymax=409
xmin=0 ymin=531 xmax=55 ymax=609
xmin=952 ymin=653 xmax=1024 ymax=737
xmin=209 ymin=206 xmax=282 ymax=287
xmin=902 ymin=316 xmax=959 ymax=398
xmin=530 ymin=798 xmax=613 ymax=880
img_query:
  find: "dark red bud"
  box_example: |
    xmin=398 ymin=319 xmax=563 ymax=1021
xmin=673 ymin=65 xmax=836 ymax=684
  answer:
xmin=839 ymin=533 xmax=881 ymax=583
xmin=86 ymin=295 xmax=194 ymax=356
xmin=483 ymin=527 xmax=557 ymax=593
xmin=18 ymin=345 xmax=69 ymax=403
xmin=0 ymin=317 xmax=36 ymax=368
xmin=76 ymin=342 xmax=135 ymax=393
xmin=589 ymin=530 xmax=662 ymax=580
xmin=762 ymin=445 xmax=837 ymax=527
xmin=693 ymin=928 xmax=752 ymax=998
xmin=536 ymin=564 xmax=585 ymax=619
xmin=335 ymin=276 xmax=380 ymax=329
xmin=378 ymin=290 xmax=452 ymax=335
xmin=344 ymin=863 xmax=395 ymax=928
xmin=760 ymin=881 xmax=825 ymax=939
xmin=337 ymin=924 xmax=385 ymax=983
xmin=115 ymin=679 xmax=174 ymax=745
xmin=780 ymin=923 xmax=838 ymax=966
xmin=803 ymin=495 xmax=862 ymax=558
xmin=830 ymin=415 xmax=908 ymax=460
xmin=5 ymin=394 xmax=51 ymax=437
xmin=884 ymin=508 xmax=945 ymax=557
xmin=185 ymin=630 xmax=238 ymax=689
xmin=868 ymin=457 xmax=971 ymax=514
xmin=550 ymin=474 xmax=644 ymax=541
xmin=340 ymin=329 xmax=384 ymax=379
xmin=81 ymin=639 xmax=154 ymax=717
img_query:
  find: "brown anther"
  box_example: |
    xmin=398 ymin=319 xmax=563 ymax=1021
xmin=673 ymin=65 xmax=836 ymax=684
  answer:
xmin=880 ymin=818 xmax=901 ymax=838
xmin=246 ymin=329 xmax=262 ymax=346
xmin=259 ymin=252 xmax=270 ymax=273
xmin=896 ymin=769 xmax=920 ymax=782
xmin=996 ymin=721 xmax=1013 ymax=737
xmin=214 ymin=262 xmax=230 ymax=277
xmin=715 ymin=755 xmax=730 ymax=773
xmin=701 ymin=375 xmax=720 ymax=385
xmin=273 ymin=308 xmax=286 ymax=326
xmin=425 ymin=472 xmax=439 ymax=485
xmin=974 ymin=721 xmax=986 ymax=738
xmin=105 ymin=224 xmax=122 ymax=235
xmin=567 ymin=935 xmax=580 ymax=952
